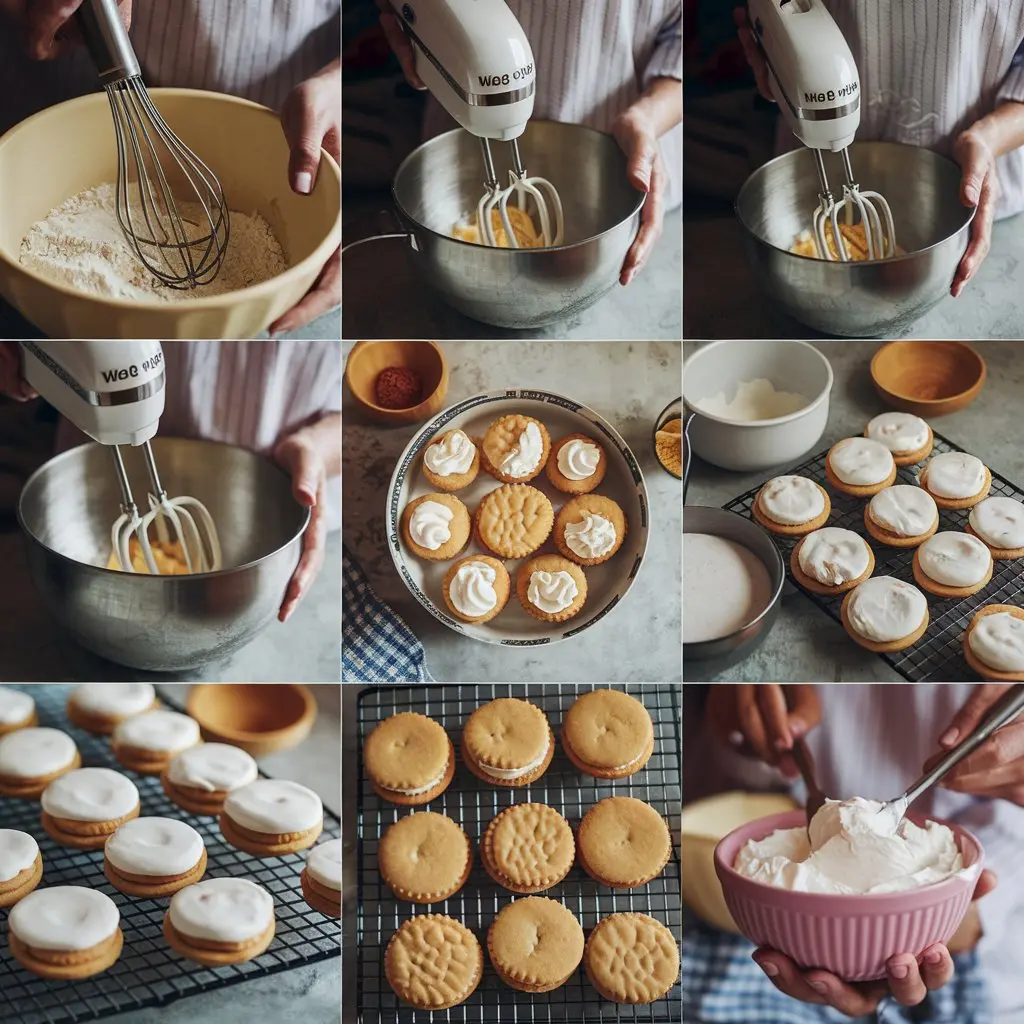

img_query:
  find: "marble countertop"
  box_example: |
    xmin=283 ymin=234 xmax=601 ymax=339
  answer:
xmin=684 ymin=340 xmax=1024 ymax=682
xmin=343 ymin=340 xmax=683 ymax=682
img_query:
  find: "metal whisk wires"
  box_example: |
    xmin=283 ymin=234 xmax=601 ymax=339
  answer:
xmin=812 ymin=148 xmax=896 ymax=262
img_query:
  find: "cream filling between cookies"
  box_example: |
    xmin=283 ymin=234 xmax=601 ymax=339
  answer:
xmin=478 ymin=734 xmax=552 ymax=780
xmin=385 ymin=759 xmax=451 ymax=796
xmin=609 ymin=747 xmax=650 ymax=772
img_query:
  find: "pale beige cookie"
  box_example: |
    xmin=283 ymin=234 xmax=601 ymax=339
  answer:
xmin=441 ymin=555 xmax=511 ymax=624
xmin=385 ymin=915 xmax=483 ymax=1010
xmin=752 ymin=479 xmax=831 ymax=537
xmin=963 ymin=604 xmax=1024 ymax=681
xmin=0 ymin=834 xmax=42 ymax=908
xmin=584 ymin=913 xmax=679 ymax=1004
xmin=401 ymin=493 xmax=471 ymax=561
xmin=561 ymin=689 xmax=654 ymax=779
xmin=516 ymin=554 xmax=588 ymax=623
xmin=379 ymin=812 xmax=472 ymax=903
xmin=577 ymin=797 xmax=672 ymax=888
xmin=460 ymin=698 xmax=554 ymax=786
xmin=481 ymin=803 xmax=575 ymax=893
xmin=545 ymin=433 xmax=607 ymax=494
xmin=482 ymin=414 xmax=551 ymax=483
xmin=364 ymin=712 xmax=454 ymax=806
xmin=554 ymin=494 xmax=627 ymax=565
xmin=475 ymin=484 xmax=553 ymax=559
xmin=421 ymin=429 xmax=480 ymax=492
xmin=488 ymin=897 xmax=584 ymax=992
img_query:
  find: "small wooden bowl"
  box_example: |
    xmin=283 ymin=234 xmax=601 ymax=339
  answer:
xmin=344 ymin=341 xmax=449 ymax=425
xmin=187 ymin=685 xmax=317 ymax=758
xmin=871 ymin=341 xmax=986 ymax=417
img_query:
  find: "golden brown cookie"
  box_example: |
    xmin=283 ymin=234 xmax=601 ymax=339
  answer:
xmin=421 ymin=429 xmax=481 ymax=491
xmin=301 ymin=838 xmax=341 ymax=917
xmin=584 ymin=913 xmax=679 ymax=1004
xmin=442 ymin=555 xmax=511 ymax=624
xmin=0 ymin=833 xmax=42 ymax=909
xmin=488 ymin=897 xmax=585 ymax=992
xmin=751 ymin=479 xmax=831 ymax=537
xmin=39 ymin=767 xmax=141 ymax=851
xmin=481 ymin=803 xmax=575 ymax=893
xmin=911 ymin=532 xmax=993 ymax=599
xmin=561 ymin=689 xmax=654 ymax=779
xmin=401 ymin=492 xmax=472 ymax=561
xmin=789 ymin=531 xmax=875 ymax=596
xmin=66 ymin=683 xmax=158 ymax=736
xmin=516 ymin=554 xmax=588 ymax=622
xmin=963 ymin=604 xmax=1024 ymax=681
xmin=920 ymin=457 xmax=992 ymax=510
xmin=103 ymin=817 xmax=207 ymax=898
xmin=364 ymin=712 xmax=454 ymax=806
xmin=476 ymin=484 xmax=554 ymax=559
xmin=219 ymin=779 xmax=324 ymax=857
xmin=0 ymin=728 xmax=81 ymax=800
xmin=111 ymin=710 xmax=201 ymax=776
xmin=545 ymin=433 xmax=607 ymax=494
xmin=824 ymin=438 xmax=897 ymax=497
xmin=160 ymin=742 xmax=259 ymax=817
xmin=577 ymin=797 xmax=672 ymax=888
xmin=379 ymin=812 xmax=472 ymax=903
xmin=460 ymin=698 xmax=554 ymax=786
xmin=0 ymin=687 xmax=37 ymax=737
xmin=385 ymin=915 xmax=484 ymax=1010
xmin=554 ymin=494 xmax=627 ymax=565
xmin=482 ymin=414 xmax=551 ymax=483
xmin=840 ymin=577 xmax=929 ymax=653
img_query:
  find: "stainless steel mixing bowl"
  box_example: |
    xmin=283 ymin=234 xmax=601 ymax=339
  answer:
xmin=735 ymin=142 xmax=973 ymax=337
xmin=18 ymin=438 xmax=309 ymax=672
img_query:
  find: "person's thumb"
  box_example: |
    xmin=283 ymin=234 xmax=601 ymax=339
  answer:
xmin=627 ymin=132 xmax=657 ymax=194
xmin=276 ymin=440 xmax=321 ymax=507
xmin=973 ymin=869 xmax=997 ymax=901
xmin=281 ymin=86 xmax=327 ymax=196
xmin=938 ymin=684 xmax=1011 ymax=750
xmin=959 ymin=139 xmax=987 ymax=207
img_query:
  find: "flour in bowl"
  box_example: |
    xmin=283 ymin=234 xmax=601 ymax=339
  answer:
xmin=20 ymin=183 xmax=288 ymax=301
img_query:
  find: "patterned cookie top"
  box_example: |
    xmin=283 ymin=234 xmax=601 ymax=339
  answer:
xmin=364 ymin=713 xmax=450 ymax=791
xmin=578 ymin=797 xmax=671 ymax=886
xmin=462 ymin=699 xmax=550 ymax=770
xmin=562 ymin=690 xmax=653 ymax=770
xmin=379 ymin=812 xmax=470 ymax=900
xmin=385 ymin=915 xmax=482 ymax=1010
xmin=585 ymin=913 xmax=679 ymax=1004
xmin=487 ymin=896 xmax=584 ymax=988
xmin=476 ymin=484 xmax=554 ymax=559
xmin=486 ymin=803 xmax=574 ymax=888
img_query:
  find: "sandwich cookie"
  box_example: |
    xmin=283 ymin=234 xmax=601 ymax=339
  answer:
xmin=912 ymin=531 xmax=993 ymax=598
xmin=40 ymin=767 xmax=140 ymax=850
xmin=577 ymin=797 xmax=672 ymax=889
xmin=865 ymin=412 xmax=933 ymax=465
xmin=161 ymin=742 xmax=259 ymax=816
xmin=790 ymin=527 xmax=874 ymax=595
xmin=421 ymin=429 xmax=480 ymax=492
xmin=546 ymin=433 xmax=607 ymax=494
xmin=460 ymin=698 xmax=554 ymax=787
xmin=864 ymin=485 xmax=939 ymax=547
xmin=379 ymin=812 xmax=472 ymax=904
xmin=442 ymin=555 xmax=511 ymax=624
xmin=825 ymin=438 xmax=897 ymax=497
xmin=301 ymin=838 xmax=341 ymax=917
xmin=964 ymin=605 xmax=1024 ymax=681
xmin=968 ymin=496 xmax=1024 ymax=559
xmin=841 ymin=576 xmax=929 ymax=652
xmin=752 ymin=475 xmax=830 ymax=537
xmin=220 ymin=779 xmax=323 ymax=857
xmin=488 ymin=897 xmax=584 ymax=992
xmin=385 ymin=915 xmax=483 ymax=1010
xmin=67 ymin=683 xmax=157 ymax=735
xmin=112 ymin=710 xmax=201 ymax=776
xmin=104 ymin=817 xmax=206 ymax=897
xmin=0 ymin=687 xmax=37 ymax=736
xmin=0 ymin=727 xmax=80 ymax=799
xmin=164 ymin=877 xmax=275 ymax=966
xmin=8 ymin=886 xmax=122 ymax=979
xmin=0 ymin=829 xmax=42 ymax=908
xmin=364 ymin=712 xmax=454 ymax=806
xmin=920 ymin=451 xmax=991 ymax=509
xmin=481 ymin=803 xmax=574 ymax=893
xmin=584 ymin=913 xmax=679 ymax=1004
xmin=561 ymin=689 xmax=655 ymax=779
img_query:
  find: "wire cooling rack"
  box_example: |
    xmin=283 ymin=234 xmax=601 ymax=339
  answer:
xmin=355 ymin=684 xmax=682 ymax=1024
xmin=722 ymin=429 xmax=1024 ymax=682
xmin=0 ymin=685 xmax=340 ymax=1024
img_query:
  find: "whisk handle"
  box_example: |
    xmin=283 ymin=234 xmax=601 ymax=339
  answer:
xmin=77 ymin=0 xmax=140 ymax=84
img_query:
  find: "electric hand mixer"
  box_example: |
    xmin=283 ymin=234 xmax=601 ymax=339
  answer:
xmin=388 ymin=0 xmax=564 ymax=247
xmin=748 ymin=0 xmax=896 ymax=261
xmin=20 ymin=342 xmax=222 ymax=575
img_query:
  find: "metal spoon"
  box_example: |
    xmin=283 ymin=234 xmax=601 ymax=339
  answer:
xmin=791 ymin=735 xmax=829 ymax=830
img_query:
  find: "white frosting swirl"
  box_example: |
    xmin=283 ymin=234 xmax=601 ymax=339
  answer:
xmin=500 ymin=421 xmax=543 ymax=477
xmin=970 ymin=497 xmax=1024 ymax=549
xmin=409 ymin=500 xmax=454 ymax=550
xmin=866 ymin=412 xmax=930 ymax=454
xmin=113 ymin=710 xmax=200 ymax=753
xmin=868 ymin=485 xmax=938 ymax=537
xmin=527 ymin=570 xmax=578 ymax=614
xmin=759 ymin=475 xmax=824 ymax=525
xmin=846 ymin=576 xmax=927 ymax=642
xmin=557 ymin=438 xmax=600 ymax=481
xmin=424 ymin=430 xmax=475 ymax=477
xmin=71 ymin=683 xmax=155 ymax=717
xmin=105 ymin=817 xmax=205 ymax=877
xmin=917 ymin=532 xmax=991 ymax=587
xmin=0 ymin=687 xmax=33 ymax=726
xmin=9 ymin=887 xmax=119 ymax=951
xmin=924 ymin=452 xmax=986 ymax=499
xmin=564 ymin=513 xmax=617 ymax=560
xmin=41 ymin=768 xmax=139 ymax=822
xmin=306 ymin=839 xmax=342 ymax=891
xmin=167 ymin=743 xmax=258 ymax=793
xmin=797 ymin=528 xmax=870 ymax=586
xmin=969 ymin=612 xmax=1024 ymax=672
xmin=0 ymin=829 xmax=38 ymax=883
xmin=169 ymin=877 xmax=273 ymax=943
xmin=829 ymin=437 xmax=894 ymax=486
xmin=0 ymin=728 xmax=77 ymax=778
xmin=449 ymin=561 xmax=499 ymax=618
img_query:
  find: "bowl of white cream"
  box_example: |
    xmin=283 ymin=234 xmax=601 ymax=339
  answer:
xmin=683 ymin=340 xmax=833 ymax=471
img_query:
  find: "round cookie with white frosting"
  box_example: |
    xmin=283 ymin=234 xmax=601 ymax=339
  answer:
xmin=421 ymin=429 xmax=480 ymax=492
xmin=864 ymin=412 xmax=933 ymax=465
xmin=0 ymin=727 xmax=81 ymax=799
xmin=460 ymin=698 xmax=554 ymax=788
xmin=220 ymin=779 xmax=324 ymax=857
xmin=546 ymin=433 xmax=607 ymax=494
xmin=920 ymin=451 xmax=991 ymax=509
xmin=790 ymin=527 xmax=875 ymax=595
xmin=482 ymin=414 xmax=551 ymax=484
xmin=40 ymin=767 xmax=140 ymax=850
xmin=554 ymin=494 xmax=627 ymax=566
xmin=104 ymin=817 xmax=207 ymax=897
xmin=964 ymin=605 xmax=1024 ymax=681
xmin=841 ymin=576 xmax=929 ymax=652
xmin=401 ymin=492 xmax=471 ymax=561
xmin=161 ymin=742 xmax=259 ymax=816
xmin=112 ymin=710 xmax=201 ymax=776
xmin=301 ymin=837 xmax=342 ymax=918
xmin=442 ymin=555 xmax=511 ymax=624
xmin=67 ymin=683 xmax=157 ymax=736
xmin=364 ymin=712 xmax=455 ymax=807
xmin=864 ymin=485 xmax=939 ymax=547
xmin=0 ymin=687 xmax=36 ymax=737
xmin=752 ymin=475 xmax=831 ymax=537
xmin=825 ymin=438 xmax=897 ymax=497
xmin=912 ymin=531 xmax=993 ymax=598
xmin=0 ymin=829 xmax=42 ymax=908
xmin=967 ymin=496 xmax=1024 ymax=559
xmin=516 ymin=554 xmax=588 ymax=623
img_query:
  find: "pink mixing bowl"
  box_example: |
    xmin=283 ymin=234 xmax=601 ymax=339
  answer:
xmin=714 ymin=810 xmax=984 ymax=981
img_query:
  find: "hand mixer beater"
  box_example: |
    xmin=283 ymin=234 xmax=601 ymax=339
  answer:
xmin=20 ymin=342 xmax=222 ymax=575
xmin=387 ymin=0 xmax=564 ymax=248
xmin=748 ymin=0 xmax=896 ymax=261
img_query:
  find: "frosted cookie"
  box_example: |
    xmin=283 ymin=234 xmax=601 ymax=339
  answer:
xmin=364 ymin=712 xmax=454 ymax=806
xmin=9 ymin=886 xmax=122 ymax=980
xmin=577 ymin=797 xmax=672 ymax=889
xmin=220 ymin=779 xmax=324 ymax=857
xmin=546 ymin=433 xmax=607 ymax=494
xmin=841 ymin=576 xmax=929 ymax=652
xmin=379 ymin=812 xmax=471 ymax=904
xmin=401 ymin=493 xmax=471 ymax=561
xmin=584 ymin=913 xmax=679 ymax=1004
xmin=516 ymin=554 xmax=588 ymax=623
xmin=0 ymin=687 xmax=36 ymax=736
xmin=104 ymin=817 xmax=206 ymax=897
xmin=67 ymin=683 xmax=157 ymax=735
xmin=40 ymin=767 xmax=140 ymax=851
xmin=920 ymin=451 xmax=991 ymax=509
xmin=482 ymin=414 xmax=551 ymax=484
xmin=752 ymin=475 xmax=830 ymax=537
xmin=554 ymin=494 xmax=627 ymax=566
xmin=385 ymin=915 xmax=483 ymax=1010
xmin=912 ymin=531 xmax=993 ymax=598
xmin=460 ymin=698 xmax=554 ymax=787
xmin=481 ymin=803 xmax=575 ymax=893
xmin=967 ymin=496 xmax=1024 ymax=559
xmin=864 ymin=412 xmax=933 ymax=465
xmin=0 ymin=829 xmax=42 ymax=908
xmin=964 ymin=605 xmax=1024 ymax=681
xmin=112 ymin=709 xmax=201 ymax=775
xmin=825 ymin=437 xmax=897 ymax=497
xmin=790 ymin=527 xmax=874 ymax=595
xmin=0 ymin=727 xmax=80 ymax=799
xmin=422 ymin=429 xmax=480 ymax=491
xmin=442 ymin=555 xmax=511 ymax=624
xmin=488 ymin=897 xmax=584 ymax=993
xmin=164 ymin=877 xmax=275 ymax=967
xmin=562 ymin=689 xmax=654 ymax=779
xmin=161 ymin=742 xmax=259 ymax=816
xmin=864 ymin=485 xmax=939 ymax=547
xmin=301 ymin=838 xmax=341 ymax=918
xmin=475 ymin=483 xmax=554 ymax=559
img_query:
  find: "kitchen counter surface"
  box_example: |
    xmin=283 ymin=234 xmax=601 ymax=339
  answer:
xmin=684 ymin=340 xmax=1024 ymax=682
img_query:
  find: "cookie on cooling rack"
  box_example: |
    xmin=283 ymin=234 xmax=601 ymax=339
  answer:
xmin=301 ymin=838 xmax=341 ymax=918
xmin=488 ymin=897 xmax=584 ymax=993
xmin=864 ymin=412 xmax=934 ymax=466
xmin=577 ymin=797 xmax=672 ymax=889
xmin=584 ymin=913 xmax=679 ymax=1004
xmin=964 ymin=605 xmax=1024 ymax=682
xmin=912 ymin=531 xmax=993 ymax=599
xmin=40 ymin=767 xmax=140 ymax=851
xmin=364 ymin=712 xmax=454 ymax=806
xmin=841 ymin=576 xmax=929 ymax=652
xmin=460 ymin=698 xmax=554 ymax=786
xmin=790 ymin=527 xmax=874 ymax=595
xmin=824 ymin=438 xmax=897 ymax=497
xmin=66 ymin=683 xmax=157 ymax=736
xmin=752 ymin=475 xmax=830 ymax=537
xmin=111 ymin=710 xmax=201 ymax=776
xmin=379 ymin=812 xmax=471 ymax=904
xmin=0 ymin=829 xmax=42 ymax=908
xmin=920 ymin=451 xmax=992 ymax=509
xmin=104 ymin=817 xmax=207 ymax=898
xmin=0 ymin=687 xmax=37 ymax=737
xmin=0 ymin=727 xmax=81 ymax=799
xmin=481 ymin=803 xmax=575 ymax=894
xmin=161 ymin=742 xmax=258 ymax=816
xmin=219 ymin=779 xmax=323 ymax=857
xmin=385 ymin=915 xmax=484 ymax=1010
xmin=967 ymin=496 xmax=1024 ymax=560
xmin=864 ymin=485 xmax=939 ymax=548
xmin=561 ymin=689 xmax=654 ymax=779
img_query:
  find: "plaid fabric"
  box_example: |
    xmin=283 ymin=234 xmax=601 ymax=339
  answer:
xmin=683 ymin=912 xmax=992 ymax=1024
xmin=342 ymin=543 xmax=433 ymax=683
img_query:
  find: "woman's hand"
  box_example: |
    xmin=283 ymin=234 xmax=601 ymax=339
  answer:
xmin=0 ymin=343 xmax=37 ymax=401
xmin=951 ymin=129 xmax=1000 ymax=298
xmin=733 ymin=7 xmax=774 ymax=102
xmin=374 ymin=0 xmax=425 ymax=89
xmin=0 ymin=0 xmax=133 ymax=60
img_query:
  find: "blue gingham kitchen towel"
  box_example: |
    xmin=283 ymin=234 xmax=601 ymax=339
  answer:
xmin=342 ymin=542 xmax=434 ymax=683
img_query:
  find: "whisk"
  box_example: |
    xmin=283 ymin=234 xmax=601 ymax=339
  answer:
xmin=76 ymin=0 xmax=230 ymax=288
xmin=812 ymin=148 xmax=896 ymax=262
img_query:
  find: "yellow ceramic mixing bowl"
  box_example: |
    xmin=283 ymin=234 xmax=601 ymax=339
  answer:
xmin=0 ymin=89 xmax=340 ymax=339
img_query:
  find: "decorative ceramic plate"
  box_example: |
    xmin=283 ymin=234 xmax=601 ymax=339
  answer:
xmin=386 ymin=389 xmax=650 ymax=646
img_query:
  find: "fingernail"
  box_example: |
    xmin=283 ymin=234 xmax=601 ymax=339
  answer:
xmin=789 ymin=716 xmax=806 ymax=737
xmin=940 ymin=728 xmax=959 ymax=747
xmin=889 ymin=963 xmax=909 ymax=980
xmin=809 ymin=980 xmax=828 ymax=993
xmin=925 ymin=950 xmax=943 ymax=965
xmin=294 ymin=171 xmax=313 ymax=195
xmin=757 ymin=960 xmax=779 ymax=978
xmin=966 ymin=186 xmax=979 ymax=204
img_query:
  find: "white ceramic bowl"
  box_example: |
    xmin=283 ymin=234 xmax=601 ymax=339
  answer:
xmin=683 ymin=340 xmax=833 ymax=471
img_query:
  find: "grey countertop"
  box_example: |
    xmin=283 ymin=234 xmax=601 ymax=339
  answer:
xmin=684 ymin=340 xmax=1024 ymax=682
xmin=343 ymin=340 xmax=683 ymax=682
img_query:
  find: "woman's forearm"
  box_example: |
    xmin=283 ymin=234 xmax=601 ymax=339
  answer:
xmin=290 ymin=412 xmax=341 ymax=478
xmin=628 ymin=76 xmax=683 ymax=137
xmin=968 ymin=99 xmax=1024 ymax=157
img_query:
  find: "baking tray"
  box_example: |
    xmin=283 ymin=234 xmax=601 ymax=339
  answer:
xmin=0 ymin=685 xmax=340 ymax=1024
xmin=721 ymin=429 xmax=1024 ymax=682
xmin=354 ymin=684 xmax=682 ymax=1023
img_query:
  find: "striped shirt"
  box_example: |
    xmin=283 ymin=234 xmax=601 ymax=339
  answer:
xmin=422 ymin=1 xmax=683 ymax=211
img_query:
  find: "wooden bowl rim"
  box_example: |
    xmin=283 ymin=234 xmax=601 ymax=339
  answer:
xmin=870 ymin=341 xmax=986 ymax=404
xmin=186 ymin=684 xmax=317 ymax=742
xmin=344 ymin=340 xmax=448 ymax=415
